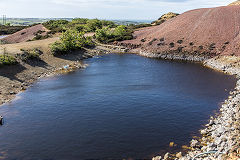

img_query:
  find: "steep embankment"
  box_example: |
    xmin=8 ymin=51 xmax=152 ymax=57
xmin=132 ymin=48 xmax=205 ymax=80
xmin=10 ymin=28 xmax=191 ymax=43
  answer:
xmin=121 ymin=5 xmax=240 ymax=59
xmin=1 ymin=24 xmax=48 ymax=44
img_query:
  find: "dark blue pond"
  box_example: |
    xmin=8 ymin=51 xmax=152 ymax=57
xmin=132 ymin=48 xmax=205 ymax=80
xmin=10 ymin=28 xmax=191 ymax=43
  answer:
xmin=0 ymin=54 xmax=237 ymax=160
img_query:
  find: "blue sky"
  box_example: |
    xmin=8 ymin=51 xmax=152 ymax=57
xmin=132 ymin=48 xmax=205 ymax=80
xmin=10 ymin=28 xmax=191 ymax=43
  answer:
xmin=0 ymin=0 xmax=234 ymax=20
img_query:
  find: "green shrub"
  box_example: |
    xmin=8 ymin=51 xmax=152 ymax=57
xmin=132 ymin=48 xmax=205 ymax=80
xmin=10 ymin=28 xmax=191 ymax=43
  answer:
xmin=127 ymin=23 xmax=152 ymax=29
xmin=0 ymin=25 xmax=26 ymax=35
xmin=32 ymin=34 xmax=50 ymax=41
xmin=75 ymin=25 xmax=85 ymax=32
xmin=85 ymin=19 xmax=103 ymax=32
xmin=43 ymin=19 xmax=117 ymax=34
xmin=43 ymin=20 xmax=69 ymax=34
xmin=95 ymin=25 xmax=133 ymax=43
xmin=71 ymin=18 xmax=88 ymax=24
xmin=0 ymin=54 xmax=17 ymax=66
xmin=50 ymin=29 xmax=95 ymax=55
xmin=18 ymin=49 xmax=42 ymax=61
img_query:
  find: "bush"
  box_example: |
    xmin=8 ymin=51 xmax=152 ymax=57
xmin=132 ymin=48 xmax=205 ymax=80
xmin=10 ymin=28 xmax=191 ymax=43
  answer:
xmin=0 ymin=54 xmax=17 ymax=66
xmin=50 ymin=29 xmax=95 ymax=55
xmin=43 ymin=20 xmax=69 ymax=33
xmin=0 ymin=25 xmax=26 ymax=35
xmin=32 ymin=34 xmax=50 ymax=41
xmin=95 ymin=25 xmax=133 ymax=43
xmin=85 ymin=19 xmax=103 ymax=32
xmin=18 ymin=49 xmax=42 ymax=61
xmin=43 ymin=19 xmax=118 ymax=34
xmin=71 ymin=18 xmax=88 ymax=24
xmin=127 ymin=23 xmax=152 ymax=30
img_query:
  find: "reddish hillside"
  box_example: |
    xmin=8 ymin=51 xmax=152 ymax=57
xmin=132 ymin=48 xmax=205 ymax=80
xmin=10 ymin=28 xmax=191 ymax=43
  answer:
xmin=2 ymin=24 xmax=48 ymax=44
xmin=120 ymin=5 xmax=240 ymax=57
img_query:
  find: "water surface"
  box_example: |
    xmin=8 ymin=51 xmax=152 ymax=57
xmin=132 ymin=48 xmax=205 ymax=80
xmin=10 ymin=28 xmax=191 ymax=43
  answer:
xmin=0 ymin=35 xmax=7 ymax=39
xmin=0 ymin=54 xmax=237 ymax=160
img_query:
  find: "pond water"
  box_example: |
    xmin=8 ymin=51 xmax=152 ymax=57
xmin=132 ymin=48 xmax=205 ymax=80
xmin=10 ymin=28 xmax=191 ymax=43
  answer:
xmin=0 ymin=35 xmax=7 ymax=39
xmin=0 ymin=54 xmax=237 ymax=160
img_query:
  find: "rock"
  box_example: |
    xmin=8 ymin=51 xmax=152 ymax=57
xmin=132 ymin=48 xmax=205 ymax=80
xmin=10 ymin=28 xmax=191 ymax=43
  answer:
xmin=209 ymin=119 xmax=214 ymax=126
xmin=201 ymin=129 xmax=207 ymax=135
xmin=164 ymin=152 xmax=169 ymax=160
xmin=9 ymin=91 xmax=15 ymax=95
xmin=176 ymin=152 xmax=182 ymax=158
xmin=190 ymin=139 xmax=199 ymax=148
xmin=0 ymin=116 xmax=3 ymax=125
xmin=152 ymin=156 xmax=162 ymax=160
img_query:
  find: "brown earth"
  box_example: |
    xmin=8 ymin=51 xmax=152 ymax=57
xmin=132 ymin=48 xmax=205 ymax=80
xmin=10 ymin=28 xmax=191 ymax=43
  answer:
xmin=1 ymin=24 xmax=49 ymax=44
xmin=120 ymin=5 xmax=240 ymax=57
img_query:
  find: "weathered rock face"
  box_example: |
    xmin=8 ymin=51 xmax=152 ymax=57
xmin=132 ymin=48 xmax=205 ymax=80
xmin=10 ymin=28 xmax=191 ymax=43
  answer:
xmin=151 ymin=12 xmax=179 ymax=26
xmin=229 ymin=0 xmax=240 ymax=6
xmin=121 ymin=5 xmax=240 ymax=57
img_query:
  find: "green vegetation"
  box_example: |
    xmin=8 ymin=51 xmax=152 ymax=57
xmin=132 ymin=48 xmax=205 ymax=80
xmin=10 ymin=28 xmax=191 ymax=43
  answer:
xmin=0 ymin=48 xmax=17 ymax=66
xmin=43 ymin=18 xmax=117 ymax=34
xmin=0 ymin=55 xmax=17 ymax=66
xmin=30 ymin=30 xmax=51 ymax=41
xmin=95 ymin=25 xmax=133 ymax=43
xmin=43 ymin=20 xmax=69 ymax=34
xmin=18 ymin=49 xmax=42 ymax=61
xmin=50 ymin=29 xmax=94 ymax=55
xmin=127 ymin=23 xmax=152 ymax=30
xmin=152 ymin=12 xmax=179 ymax=26
xmin=0 ymin=25 xmax=26 ymax=35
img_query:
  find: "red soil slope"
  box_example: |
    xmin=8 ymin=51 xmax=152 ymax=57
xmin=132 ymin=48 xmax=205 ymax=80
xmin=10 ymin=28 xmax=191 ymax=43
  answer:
xmin=121 ymin=5 xmax=240 ymax=56
xmin=2 ymin=24 xmax=48 ymax=44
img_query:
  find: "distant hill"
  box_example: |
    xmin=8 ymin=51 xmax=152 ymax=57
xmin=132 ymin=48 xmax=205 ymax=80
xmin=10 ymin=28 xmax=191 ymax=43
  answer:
xmin=151 ymin=12 xmax=179 ymax=26
xmin=229 ymin=0 xmax=240 ymax=6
